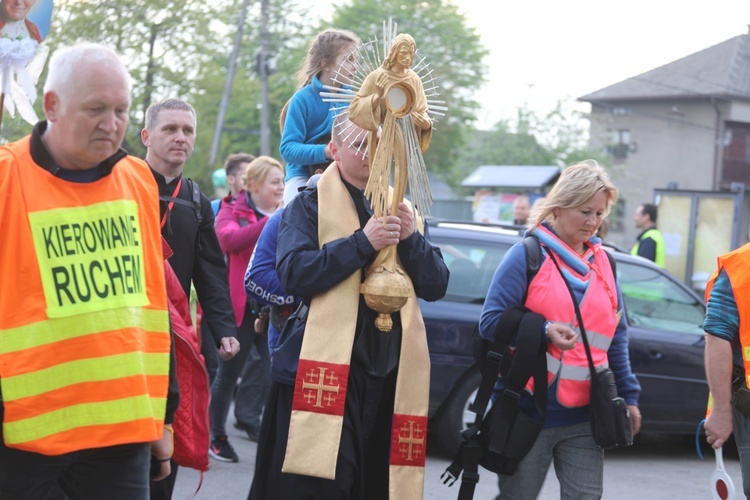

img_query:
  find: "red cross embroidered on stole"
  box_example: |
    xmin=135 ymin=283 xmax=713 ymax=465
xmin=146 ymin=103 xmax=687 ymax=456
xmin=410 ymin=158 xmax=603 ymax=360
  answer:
xmin=390 ymin=414 xmax=427 ymax=467
xmin=292 ymin=359 xmax=349 ymax=416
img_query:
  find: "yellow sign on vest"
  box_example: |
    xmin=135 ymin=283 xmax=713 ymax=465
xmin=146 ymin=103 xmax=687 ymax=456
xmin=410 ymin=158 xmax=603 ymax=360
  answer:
xmin=27 ymin=200 xmax=149 ymax=318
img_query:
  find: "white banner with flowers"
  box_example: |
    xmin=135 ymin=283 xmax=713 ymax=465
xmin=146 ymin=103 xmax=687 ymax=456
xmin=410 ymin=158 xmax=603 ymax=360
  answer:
xmin=0 ymin=38 xmax=47 ymax=124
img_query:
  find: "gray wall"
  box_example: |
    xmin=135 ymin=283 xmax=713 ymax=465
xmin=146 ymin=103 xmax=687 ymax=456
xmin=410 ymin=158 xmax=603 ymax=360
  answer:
xmin=588 ymin=98 xmax=732 ymax=248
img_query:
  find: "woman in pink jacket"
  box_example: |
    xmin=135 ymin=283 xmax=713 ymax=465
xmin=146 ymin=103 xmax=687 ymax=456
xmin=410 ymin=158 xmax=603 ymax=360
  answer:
xmin=209 ymin=156 xmax=284 ymax=462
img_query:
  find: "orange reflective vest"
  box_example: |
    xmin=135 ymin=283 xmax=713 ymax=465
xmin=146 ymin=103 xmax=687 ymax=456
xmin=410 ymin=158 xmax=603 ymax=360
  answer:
xmin=705 ymin=243 xmax=750 ymax=389
xmin=0 ymin=136 xmax=170 ymax=455
xmin=525 ymin=246 xmax=619 ymax=407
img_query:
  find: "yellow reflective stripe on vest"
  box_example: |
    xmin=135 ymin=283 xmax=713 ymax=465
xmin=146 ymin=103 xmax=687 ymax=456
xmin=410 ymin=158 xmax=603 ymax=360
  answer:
xmin=744 ymin=345 xmax=750 ymax=363
xmin=0 ymin=307 xmax=167 ymax=354
xmin=1 ymin=351 xmax=169 ymax=401
xmin=3 ymin=395 xmax=166 ymax=446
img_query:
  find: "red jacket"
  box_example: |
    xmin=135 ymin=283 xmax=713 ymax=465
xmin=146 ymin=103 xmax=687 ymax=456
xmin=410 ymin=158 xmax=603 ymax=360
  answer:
xmin=163 ymin=239 xmax=210 ymax=471
xmin=215 ymin=191 xmax=268 ymax=326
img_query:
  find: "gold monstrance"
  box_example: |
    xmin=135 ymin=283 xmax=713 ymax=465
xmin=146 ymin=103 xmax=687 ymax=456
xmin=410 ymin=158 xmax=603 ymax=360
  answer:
xmin=321 ymin=22 xmax=447 ymax=331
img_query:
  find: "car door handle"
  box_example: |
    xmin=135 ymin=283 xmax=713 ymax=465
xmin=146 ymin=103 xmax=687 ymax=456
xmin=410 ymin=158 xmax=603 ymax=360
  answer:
xmin=646 ymin=343 xmax=664 ymax=359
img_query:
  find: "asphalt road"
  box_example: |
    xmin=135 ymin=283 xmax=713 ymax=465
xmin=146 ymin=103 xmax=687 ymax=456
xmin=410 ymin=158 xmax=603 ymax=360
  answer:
xmin=173 ymin=422 xmax=743 ymax=499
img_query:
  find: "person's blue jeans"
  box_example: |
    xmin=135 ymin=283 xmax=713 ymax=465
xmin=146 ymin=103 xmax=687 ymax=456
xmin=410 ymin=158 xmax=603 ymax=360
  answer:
xmin=497 ymin=420 xmax=603 ymax=500
xmin=732 ymin=403 xmax=750 ymax=497
xmin=210 ymin=303 xmax=268 ymax=438
xmin=235 ymin=337 xmax=271 ymax=432
xmin=0 ymin=433 xmax=150 ymax=500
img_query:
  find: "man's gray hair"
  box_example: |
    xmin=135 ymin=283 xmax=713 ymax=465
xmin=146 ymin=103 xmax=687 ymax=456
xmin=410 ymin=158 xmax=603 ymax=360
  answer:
xmin=43 ymin=43 xmax=130 ymax=102
xmin=144 ymin=98 xmax=196 ymax=131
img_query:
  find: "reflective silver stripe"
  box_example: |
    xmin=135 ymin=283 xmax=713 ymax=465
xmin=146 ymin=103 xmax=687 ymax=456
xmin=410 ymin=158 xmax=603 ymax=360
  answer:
xmin=547 ymin=353 xmax=562 ymax=375
xmin=558 ymin=362 xmax=610 ymax=381
xmin=571 ymin=326 xmax=613 ymax=351
xmin=588 ymin=330 xmax=613 ymax=351
xmin=545 ymin=352 xmax=610 ymax=381
xmin=559 ymin=364 xmax=592 ymax=381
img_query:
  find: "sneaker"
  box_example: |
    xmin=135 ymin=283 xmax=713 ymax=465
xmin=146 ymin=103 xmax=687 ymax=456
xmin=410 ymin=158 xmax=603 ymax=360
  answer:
xmin=209 ymin=436 xmax=239 ymax=462
xmin=234 ymin=421 xmax=260 ymax=442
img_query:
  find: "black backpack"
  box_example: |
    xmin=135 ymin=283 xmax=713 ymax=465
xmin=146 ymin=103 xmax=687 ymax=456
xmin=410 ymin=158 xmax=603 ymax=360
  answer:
xmin=441 ymin=237 xmax=617 ymax=500
xmin=159 ymin=178 xmax=203 ymax=225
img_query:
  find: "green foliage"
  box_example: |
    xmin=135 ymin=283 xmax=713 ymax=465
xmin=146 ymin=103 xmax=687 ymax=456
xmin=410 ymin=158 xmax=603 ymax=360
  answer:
xmin=329 ymin=0 xmax=488 ymax=178
xmin=459 ymin=100 xmax=611 ymax=191
xmin=50 ymin=0 xmax=236 ymax=149
xmin=188 ymin=0 xmax=312 ymax=186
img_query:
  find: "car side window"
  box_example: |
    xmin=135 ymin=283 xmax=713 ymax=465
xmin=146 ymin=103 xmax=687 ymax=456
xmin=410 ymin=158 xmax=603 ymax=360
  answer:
xmin=431 ymin=236 xmax=511 ymax=303
xmin=617 ymin=260 xmax=705 ymax=335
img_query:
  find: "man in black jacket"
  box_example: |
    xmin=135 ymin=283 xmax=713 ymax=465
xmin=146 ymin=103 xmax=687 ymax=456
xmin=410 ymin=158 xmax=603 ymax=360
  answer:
xmin=142 ymin=97 xmax=240 ymax=497
xmin=248 ymin=115 xmax=449 ymax=499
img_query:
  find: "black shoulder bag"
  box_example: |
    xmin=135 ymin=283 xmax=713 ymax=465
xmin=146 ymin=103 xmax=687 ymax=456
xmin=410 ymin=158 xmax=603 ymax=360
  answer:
xmin=442 ymin=305 xmax=547 ymax=500
xmin=547 ymin=251 xmax=633 ymax=450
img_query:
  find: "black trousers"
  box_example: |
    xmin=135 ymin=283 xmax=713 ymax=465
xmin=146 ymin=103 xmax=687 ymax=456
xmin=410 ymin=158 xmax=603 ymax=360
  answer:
xmin=149 ymin=459 xmax=178 ymax=500
xmin=0 ymin=428 xmax=150 ymax=500
xmin=248 ymin=364 xmax=397 ymax=500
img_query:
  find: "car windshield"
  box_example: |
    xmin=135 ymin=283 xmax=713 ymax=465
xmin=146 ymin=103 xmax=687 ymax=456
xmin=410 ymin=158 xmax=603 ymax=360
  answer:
xmin=432 ymin=236 xmax=510 ymax=303
xmin=617 ymin=260 xmax=705 ymax=334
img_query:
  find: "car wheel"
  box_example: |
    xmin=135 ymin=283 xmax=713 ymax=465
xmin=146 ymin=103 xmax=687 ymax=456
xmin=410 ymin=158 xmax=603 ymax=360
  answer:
xmin=434 ymin=369 xmax=482 ymax=455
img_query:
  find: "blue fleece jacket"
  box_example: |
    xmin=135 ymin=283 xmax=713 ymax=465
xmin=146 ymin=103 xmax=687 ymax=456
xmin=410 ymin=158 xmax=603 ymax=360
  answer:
xmin=244 ymin=209 xmax=298 ymax=357
xmin=279 ymin=77 xmax=335 ymax=182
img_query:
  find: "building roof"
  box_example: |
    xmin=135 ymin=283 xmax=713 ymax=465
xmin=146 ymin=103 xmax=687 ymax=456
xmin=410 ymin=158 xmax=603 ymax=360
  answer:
xmin=427 ymin=172 xmax=455 ymax=199
xmin=461 ymin=165 xmax=561 ymax=190
xmin=579 ymin=34 xmax=750 ymax=103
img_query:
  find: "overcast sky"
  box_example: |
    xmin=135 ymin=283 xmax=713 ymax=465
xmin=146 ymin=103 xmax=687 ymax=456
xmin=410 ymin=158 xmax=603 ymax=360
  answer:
xmin=454 ymin=0 xmax=749 ymax=128
xmin=306 ymin=0 xmax=748 ymax=129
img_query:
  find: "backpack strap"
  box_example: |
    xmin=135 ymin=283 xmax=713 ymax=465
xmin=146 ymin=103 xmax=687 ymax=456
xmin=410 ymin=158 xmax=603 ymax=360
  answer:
xmin=487 ymin=311 xmax=547 ymax=455
xmin=158 ymin=178 xmax=204 ymax=225
xmin=469 ymin=306 xmax=526 ymax=425
xmin=188 ymin=179 xmax=203 ymax=225
xmin=521 ymin=236 xmax=542 ymax=303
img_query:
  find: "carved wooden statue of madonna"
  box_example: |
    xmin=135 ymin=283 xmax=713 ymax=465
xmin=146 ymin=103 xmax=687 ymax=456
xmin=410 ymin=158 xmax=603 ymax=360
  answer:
xmin=347 ymin=33 xmax=435 ymax=331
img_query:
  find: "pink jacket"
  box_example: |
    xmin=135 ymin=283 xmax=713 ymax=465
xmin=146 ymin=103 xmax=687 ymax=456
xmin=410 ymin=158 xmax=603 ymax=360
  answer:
xmin=215 ymin=191 xmax=268 ymax=326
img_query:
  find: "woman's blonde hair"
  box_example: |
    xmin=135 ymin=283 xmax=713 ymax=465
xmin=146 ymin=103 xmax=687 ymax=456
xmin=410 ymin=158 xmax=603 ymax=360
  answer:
xmin=528 ymin=160 xmax=618 ymax=230
xmin=244 ymin=156 xmax=284 ymax=191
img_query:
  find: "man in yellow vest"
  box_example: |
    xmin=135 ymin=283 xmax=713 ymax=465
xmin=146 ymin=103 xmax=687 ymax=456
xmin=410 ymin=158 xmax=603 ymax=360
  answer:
xmin=704 ymin=244 xmax=750 ymax=497
xmin=0 ymin=43 xmax=176 ymax=499
xmin=631 ymin=203 xmax=665 ymax=267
